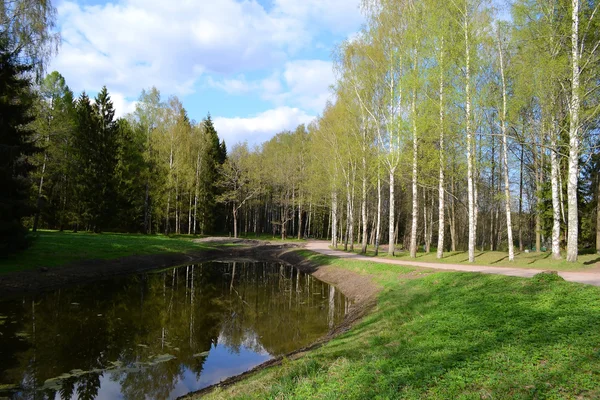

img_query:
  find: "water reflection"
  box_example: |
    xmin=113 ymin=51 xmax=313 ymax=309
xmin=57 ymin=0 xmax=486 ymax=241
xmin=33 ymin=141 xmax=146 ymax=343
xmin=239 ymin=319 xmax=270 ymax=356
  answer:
xmin=0 ymin=261 xmax=348 ymax=399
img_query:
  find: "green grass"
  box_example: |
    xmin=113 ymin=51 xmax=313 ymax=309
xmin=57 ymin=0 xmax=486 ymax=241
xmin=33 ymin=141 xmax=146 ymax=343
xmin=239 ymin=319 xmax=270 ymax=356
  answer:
xmin=0 ymin=230 xmax=214 ymax=274
xmin=235 ymin=232 xmax=308 ymax=243
xmin=202 ymin=251 xmax=600 ymax=399
xmin=337 ymin=244 xmax=600 ymax=271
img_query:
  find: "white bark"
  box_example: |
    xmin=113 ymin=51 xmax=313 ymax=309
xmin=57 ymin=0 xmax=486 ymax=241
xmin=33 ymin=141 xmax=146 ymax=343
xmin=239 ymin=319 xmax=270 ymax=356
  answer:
xmin=437 ymin=44 xmax=445 ymax=259
xmin=375 ymin=173 xmax=382 ymax=256
xmin=410 ymin=89 xmax=419 ymax=259
xmin=550 ymin=124 xmax=562 ymax=259
xmin=497 ymin=29 xmax=515 ymax=262
xmin=361 ymin=145 xmax=368 ymax=254
xmin=567 ymin=0 xmax=580 ymax=262
xmin=331 ymin=190 xmax=338 ymax=248
xmin=193 ymin=150 xmax=200 ymax=235
xmin=465 ymin=11 xmax=476 ymax=263
xmin=389 ymin=167 xmax=396 ymax=256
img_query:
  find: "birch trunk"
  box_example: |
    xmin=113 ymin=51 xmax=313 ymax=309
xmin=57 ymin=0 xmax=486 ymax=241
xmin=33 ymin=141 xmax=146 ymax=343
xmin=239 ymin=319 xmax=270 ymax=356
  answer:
xmin=535 ymin=160 xmax=542 ymax=252
xmin=193 ymin=150 xmax=200 ymax=235
xmin=450 ymin=174 xmax=457 ymax=252
xmin=465 ymin=11 xmax=476 ymax=263
xmin=165 ymin=135 xmax=174 ymax=235
xmin=389 ymin=168 xmax=396 ymax=256
xmin=437 ymin=45 xmax=445 ymax=259
xmin=410 ymin=89 xmax=419 ymax=259
xmin=298 ymin=202 xmax=302 ymax=240
xmin=375 ymin=173 xmax=382 ymax=256
xmin=188 ymin=193 xmax=192 ymax=235
xmin=361 ymin=153 xmax=368 ymax=254
xmin=233 ymin=205 xmax=238 ymax=238
xmin=498 ymin=31 xmax=515 ymax=261
xmin=550 ymin=124 xmax=562 ymax=259
xmin=566 ymin=0 xmax=580 ymax=262
xmin=331 ymin=191 xmax=338 ymax=248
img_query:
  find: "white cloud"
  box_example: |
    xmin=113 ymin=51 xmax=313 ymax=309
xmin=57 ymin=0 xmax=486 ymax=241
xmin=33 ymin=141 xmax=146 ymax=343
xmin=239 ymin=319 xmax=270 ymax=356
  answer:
xmin=214 ymin=107 xmax=315 ymax=146
xmin=52 ymin=0 xmax=361 ymax=98
xmin=273 ymin=0 xmax=363 ymax=35
xmin=209 ymin=60 xmax=335 ymax=112
xmin=110 ymin=92 xmax=137 ymax=118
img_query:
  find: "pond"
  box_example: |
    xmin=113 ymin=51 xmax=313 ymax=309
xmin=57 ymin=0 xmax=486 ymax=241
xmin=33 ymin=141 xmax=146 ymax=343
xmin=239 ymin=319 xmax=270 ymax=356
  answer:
xmin=0 ymin=261 xmax=348 ymax=399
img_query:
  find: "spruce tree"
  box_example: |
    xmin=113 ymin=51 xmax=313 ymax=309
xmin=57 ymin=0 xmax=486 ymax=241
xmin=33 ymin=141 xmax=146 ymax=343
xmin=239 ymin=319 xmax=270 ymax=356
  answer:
xmin=0 ymin=36 xmax=38 ymax=252
xmin=199 ymin=114 xmax=226 ymax=233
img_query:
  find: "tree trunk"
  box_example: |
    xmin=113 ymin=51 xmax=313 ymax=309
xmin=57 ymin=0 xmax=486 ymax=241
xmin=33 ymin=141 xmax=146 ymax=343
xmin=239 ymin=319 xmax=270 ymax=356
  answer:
xmin=566 ymin=0 xmax=580 ymax=262
xmin=193 ymin=150 xmax=200 ymax=235
xmin=361 ymin=155 xmax=368 ymax=254
xmin=331 ymin=191 xmax=338 ymax=248
xmin=32 ymin=150 xmax=48 ymax=232
xmin=297 ymin=202 xmax=302 ymax=240
xmin=410 ymin=89 xmax=419 ymax=259
xmin=535 ymin=162 xmax=542 ymax=252
xmin=450 ymin=174 xmax=456 ymax=252
xmin=437 ymin=47 xmax=445 ymax=259
xmin=596 ymin=173 xmax=600 ymax=254
xmin=498 ymin=32 xmax=515 ymax=261
xmin=465 ymin=11 xmax=475 ymax=263
xmin=233 ymin=205 xmax=238 ymax=238
xmin=389 ymin=167 xmax=396 ymax=256
xmin=375 ymin=173 xmax=382 ymax=256
xmin=188 ymin=192 xmax=192 ymax=235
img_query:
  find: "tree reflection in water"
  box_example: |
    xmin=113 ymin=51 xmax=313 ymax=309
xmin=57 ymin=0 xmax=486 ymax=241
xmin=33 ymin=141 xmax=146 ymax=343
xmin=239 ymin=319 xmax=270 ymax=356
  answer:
xmin=0 ymin=261 xmax=348 ymax=399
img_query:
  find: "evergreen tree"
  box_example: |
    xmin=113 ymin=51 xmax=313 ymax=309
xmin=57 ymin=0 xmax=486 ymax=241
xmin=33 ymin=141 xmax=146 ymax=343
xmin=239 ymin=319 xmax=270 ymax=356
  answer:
xmin=71 ymin=92 xmax=97 ymax=231
xmin=93 ymin=86 xmax=119 ymax=229
xmin=199 ymin=114 xmax=226 ymax=233
xmin=114 ymin=118 xmax=146 ymax=231
xmin=0 ymin=36 xmax=38 ymax=252
xmin=71 ymin=87 xmax=119 ymax=232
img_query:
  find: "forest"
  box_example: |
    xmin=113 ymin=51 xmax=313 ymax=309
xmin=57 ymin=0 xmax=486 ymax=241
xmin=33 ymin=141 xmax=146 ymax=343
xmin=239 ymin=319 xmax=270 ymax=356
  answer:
xmin=1 ymin=0 xmax=599 ymax=264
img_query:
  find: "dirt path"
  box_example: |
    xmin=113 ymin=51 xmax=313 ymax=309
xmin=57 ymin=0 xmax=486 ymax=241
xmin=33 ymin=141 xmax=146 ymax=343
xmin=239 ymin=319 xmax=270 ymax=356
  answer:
xmin=305 ymin=240 xmax=600 ymax=287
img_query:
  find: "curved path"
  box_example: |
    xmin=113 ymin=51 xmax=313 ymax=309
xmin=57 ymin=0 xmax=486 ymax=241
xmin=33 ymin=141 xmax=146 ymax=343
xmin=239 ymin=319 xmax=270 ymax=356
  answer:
xmin=304 ymin=240 xmax=600 ymax=287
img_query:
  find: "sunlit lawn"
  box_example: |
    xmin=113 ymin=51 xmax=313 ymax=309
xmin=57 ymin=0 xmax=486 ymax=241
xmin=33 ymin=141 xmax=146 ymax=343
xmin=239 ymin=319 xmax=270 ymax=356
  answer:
xmin=236 ymin=232 xmax=308 ymax=243
xmin=335 ymin=243 xmax=600 ymax=271
xmin=0 ymin=230 xmax=214 ymax=274
xmin=202 ymin=251 xmax=600 ymax=399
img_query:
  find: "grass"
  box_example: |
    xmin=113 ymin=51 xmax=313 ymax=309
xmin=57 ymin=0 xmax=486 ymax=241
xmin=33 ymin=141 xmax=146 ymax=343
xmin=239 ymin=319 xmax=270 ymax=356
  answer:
xmin=235 ymin=232 xmax=308 ymax=243
xmin=202 ymin=251 xmax=600 ymax=399
xmin=0 ymin=230 xmax=214 ymax=274
xmin=337 ymin=244 xmax=600 ymax=271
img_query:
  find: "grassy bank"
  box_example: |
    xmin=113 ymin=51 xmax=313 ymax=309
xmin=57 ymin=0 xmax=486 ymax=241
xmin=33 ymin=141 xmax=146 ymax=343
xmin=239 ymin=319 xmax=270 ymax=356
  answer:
xmin=337 ymin=244 xmax=600 ymax=271
xmin=0 ymin=231 xmax=213 ymax=274
xmin=202 ymin=252 xmax=600 ymax=399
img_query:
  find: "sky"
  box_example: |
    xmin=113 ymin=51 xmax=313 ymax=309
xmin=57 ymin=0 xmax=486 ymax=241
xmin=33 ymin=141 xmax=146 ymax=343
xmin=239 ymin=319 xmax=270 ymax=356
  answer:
xmin=50 ymin=0 xmax=365 ymax=146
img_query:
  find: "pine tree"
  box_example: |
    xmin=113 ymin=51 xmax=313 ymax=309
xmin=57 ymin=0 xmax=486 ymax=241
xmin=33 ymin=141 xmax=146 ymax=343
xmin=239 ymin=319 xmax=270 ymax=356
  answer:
xmin=0 ymin=36 xmax=38 ymax=252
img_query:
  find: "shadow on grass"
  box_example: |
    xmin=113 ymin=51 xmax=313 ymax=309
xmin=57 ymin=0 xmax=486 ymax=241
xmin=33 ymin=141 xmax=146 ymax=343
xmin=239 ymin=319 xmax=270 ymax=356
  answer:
xmin=527 ymin=251 xmax=551 ymax=265
xmin=490 ymin=255 xmax=508 ymax=264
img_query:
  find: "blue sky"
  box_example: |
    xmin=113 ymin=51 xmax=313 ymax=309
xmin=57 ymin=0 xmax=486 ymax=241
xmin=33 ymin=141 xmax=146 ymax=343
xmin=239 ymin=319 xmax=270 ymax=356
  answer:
xmin=50 ymin=0 xmax=364 ymax=146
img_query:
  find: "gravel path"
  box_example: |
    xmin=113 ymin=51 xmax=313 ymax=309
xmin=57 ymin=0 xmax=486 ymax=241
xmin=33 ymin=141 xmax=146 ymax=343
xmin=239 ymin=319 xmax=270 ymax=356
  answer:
xmin=305 ymin=240 xmax=600 ymax=287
